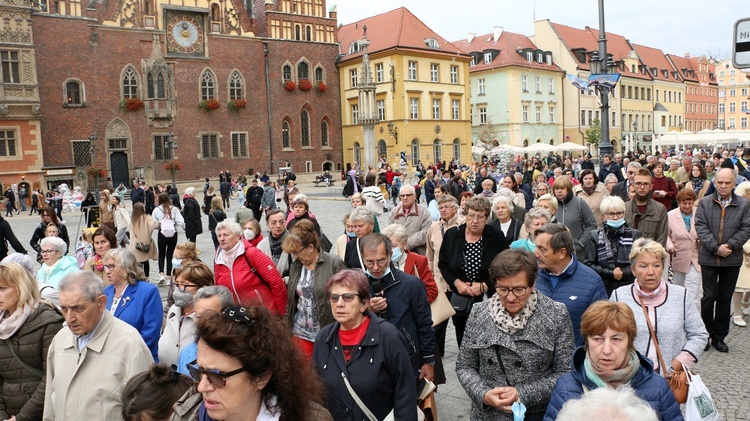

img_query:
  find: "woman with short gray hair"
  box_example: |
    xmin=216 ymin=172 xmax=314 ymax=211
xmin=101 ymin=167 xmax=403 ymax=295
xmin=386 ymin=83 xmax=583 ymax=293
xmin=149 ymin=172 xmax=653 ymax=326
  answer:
xmin=510 ymin=208 xmax=550 ymax=252
xmin=584 ymin=196 xmax=641 ymax=296
xmin=36 ymin=236 xmax=78 ymax=306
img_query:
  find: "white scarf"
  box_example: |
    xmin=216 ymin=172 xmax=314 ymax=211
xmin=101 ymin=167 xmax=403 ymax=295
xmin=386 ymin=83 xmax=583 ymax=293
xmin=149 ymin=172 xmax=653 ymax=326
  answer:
xmin=0 ymin=302 xmax=39 ymax=340
xmin=215 ymin=238 xmax=245 ymax=269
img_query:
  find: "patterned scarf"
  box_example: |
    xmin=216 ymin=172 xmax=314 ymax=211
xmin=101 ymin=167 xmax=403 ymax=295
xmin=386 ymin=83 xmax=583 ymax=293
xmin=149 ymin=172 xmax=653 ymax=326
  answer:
xmin=596 ymin=225 xmax=634 ymax=267
xmin=488 ymin=289 xmax=538 ymax=335
xmin=584 ymin=349 xmax=640 ymax=389
xmin=582 ymin=184 xmax=596 ymax=196
xmin=691 ymin=178 xmax=705 ymax=196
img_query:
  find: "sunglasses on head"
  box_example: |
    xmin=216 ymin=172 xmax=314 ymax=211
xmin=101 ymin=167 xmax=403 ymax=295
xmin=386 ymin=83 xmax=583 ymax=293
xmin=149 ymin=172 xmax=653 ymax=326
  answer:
xmin=186 ymin=362 xmax=250 ymax=388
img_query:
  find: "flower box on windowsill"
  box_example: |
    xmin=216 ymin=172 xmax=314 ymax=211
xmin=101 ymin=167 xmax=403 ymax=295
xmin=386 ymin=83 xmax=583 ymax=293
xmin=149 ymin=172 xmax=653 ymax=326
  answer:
xmin=120 ymin=98 xmax=144 ymax=111
xmin=199 ymin=99 xmax=220 ymax=111
xmin=284 ymin=80 xmax=296 ymax=91
xmin=316 ymin=81 xmax=327 ymax=93
xmin=228 ymin=99 xmax=248 ymax=111
xmin=298 ymin=79 xmax=313 ymax=91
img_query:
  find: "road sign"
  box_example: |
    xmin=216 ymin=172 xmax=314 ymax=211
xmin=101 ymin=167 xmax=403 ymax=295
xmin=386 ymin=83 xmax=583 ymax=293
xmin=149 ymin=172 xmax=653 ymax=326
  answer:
xmin=734 ymin=18 xmax=750 ymax=68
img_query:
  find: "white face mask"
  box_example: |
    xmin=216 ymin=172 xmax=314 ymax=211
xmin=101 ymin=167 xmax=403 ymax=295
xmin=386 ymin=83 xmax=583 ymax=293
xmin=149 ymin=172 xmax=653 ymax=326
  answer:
xmin=243 ymin=229 xmax=256 ymax=241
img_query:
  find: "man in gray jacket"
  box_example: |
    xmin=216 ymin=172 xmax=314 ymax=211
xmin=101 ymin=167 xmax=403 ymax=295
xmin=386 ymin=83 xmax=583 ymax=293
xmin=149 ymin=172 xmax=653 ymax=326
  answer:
xmin=695 ymin=168 xmax=750 ymax=353
xmin=624 ymin=168 xmax=668 ymax=247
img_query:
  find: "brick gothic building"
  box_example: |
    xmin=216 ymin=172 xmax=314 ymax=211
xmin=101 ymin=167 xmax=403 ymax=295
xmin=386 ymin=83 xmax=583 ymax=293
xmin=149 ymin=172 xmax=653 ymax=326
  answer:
xmin=27 ymin=0 xmax=340 ymax=190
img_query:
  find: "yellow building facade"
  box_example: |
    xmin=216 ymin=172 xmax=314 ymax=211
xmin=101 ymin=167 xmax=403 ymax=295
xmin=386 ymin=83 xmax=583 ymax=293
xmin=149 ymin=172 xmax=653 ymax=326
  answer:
xmin=338 ymin=8 xmax=472 ymax=172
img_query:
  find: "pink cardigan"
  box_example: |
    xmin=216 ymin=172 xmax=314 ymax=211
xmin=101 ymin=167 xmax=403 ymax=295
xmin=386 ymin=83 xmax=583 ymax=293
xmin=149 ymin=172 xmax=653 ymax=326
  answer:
xmin=666 ymin=208 xmax=701 ymax=274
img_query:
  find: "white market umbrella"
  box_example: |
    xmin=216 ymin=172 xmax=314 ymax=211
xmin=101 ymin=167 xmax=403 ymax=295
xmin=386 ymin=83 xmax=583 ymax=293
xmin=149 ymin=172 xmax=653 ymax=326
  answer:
xmin=524 ymin=142 xmax=556 ymax=153
xmin=554 ymin=142 xmax=588 ymax=152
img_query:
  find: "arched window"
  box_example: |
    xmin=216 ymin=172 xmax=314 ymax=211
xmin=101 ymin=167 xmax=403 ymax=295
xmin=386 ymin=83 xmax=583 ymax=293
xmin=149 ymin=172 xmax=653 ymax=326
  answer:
xmin=147 ymin=74 xmax=154 ymax=99
xmin=411 ymin=139 xmax=420 ymax=165
xmin=433 ymin=139 xmax=442 ymax=163
xmin=229 ymin=71 xmax=243 ymax=100
xmin=321 ymin=120 xmax=329 ymax=147
xmin=523 ymin=139 xmax=529 ymax=147
xmin=201 ymin=70 xmax=216 ymax=100
xmin=549 ymin=138 xmax=554 ymax=145
xmin=65 ymin=80 xmax=83 ymax=105
xmin=211 ymin=4 xmax=220 ymax=20
xmin=283 ymin=65 xmax=292 ymax=81
xmin=315 ymin=67 xmax=324 ymax=83
xmin=378 ymin=139 xmax=387 ymax=157
xmin=305 ymin=26 xmax=312 ymax=41
xmin=298 ymin=61 xmax=309 ymax=80
xmin=453 ymin=138 xmax=461 ymax=161
xmin=300 ymin=110 xmax=310 ymax=147
xmin=122 ymin=67 xmax=138 ymax=99
xmin=282 ymin=121 xmax=291 ymax=149
xmin=353 ymin=142 xmax=361 ymax=165
xmin=295 ymin=25 xmax=301 ymax=41
xmin=157 ymin=73 xmax=165 ymax=98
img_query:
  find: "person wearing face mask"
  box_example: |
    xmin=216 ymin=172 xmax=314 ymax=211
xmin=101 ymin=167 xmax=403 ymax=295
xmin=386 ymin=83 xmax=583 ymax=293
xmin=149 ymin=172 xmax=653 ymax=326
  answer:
xmin=584 ymin=196 xmax=641 ymax=296
xmin=241 ymin=217 xmax=264 ymax=248
xmin=158 ymin=260 xmax=214 ymax=373
xmin=257 ymin=209 xmax=292 ymax=278
xmin=331 ymin=213 xmax=355 ymax=261
xmin=281 ymin=219 xmax=345 ymax=358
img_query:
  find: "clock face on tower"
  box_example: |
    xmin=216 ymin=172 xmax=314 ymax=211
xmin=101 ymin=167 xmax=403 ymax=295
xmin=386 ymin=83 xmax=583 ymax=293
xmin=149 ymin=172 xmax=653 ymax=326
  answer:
xmin=165 ymin=13 xmax=205 ymax=56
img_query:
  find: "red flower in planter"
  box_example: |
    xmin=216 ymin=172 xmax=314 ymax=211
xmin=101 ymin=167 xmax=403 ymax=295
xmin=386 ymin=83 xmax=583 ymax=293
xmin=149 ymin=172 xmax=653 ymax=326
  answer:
xmin=120 ymin=98 xmax=144 ymax=111
xmin=228 ymin=99 xmax=248 ymax=111
xmin=284 ymin=80 xmax=296 ymax=91
xmin=298 ymin=79 xmax=313 ymax=91
xmin=163 ymin=161 xmax=183 ymax=173
xmin=316 ymin=81 xmax=327 ymax=93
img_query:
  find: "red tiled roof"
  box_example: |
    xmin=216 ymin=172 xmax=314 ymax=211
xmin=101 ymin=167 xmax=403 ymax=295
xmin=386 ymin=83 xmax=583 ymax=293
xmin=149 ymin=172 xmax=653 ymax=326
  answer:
xmin=452 ymin=30 xmax=562 ymax=73
xmin=667 ymin=54 xmax=699 ymax=83
xmin=549 ymin=22 xmax=651 ymax=81
xmin=337 ymin=7 xmax=467 ymax=62
xmin=688 ymin=56 xmax=719 ymax=86
xmin=632 ymin=44 xmax=679 ymax=82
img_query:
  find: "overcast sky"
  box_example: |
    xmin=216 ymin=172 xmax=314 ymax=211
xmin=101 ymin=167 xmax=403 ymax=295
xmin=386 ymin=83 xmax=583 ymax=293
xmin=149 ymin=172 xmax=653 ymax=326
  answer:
xmin=334 ymin=0 xmax=742 ymax=60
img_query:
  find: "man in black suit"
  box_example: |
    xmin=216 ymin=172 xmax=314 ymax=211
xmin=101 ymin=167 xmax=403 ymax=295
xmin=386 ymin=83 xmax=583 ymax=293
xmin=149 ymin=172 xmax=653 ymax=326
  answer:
xmin=611 ymin=161 xmax=642 ymax=202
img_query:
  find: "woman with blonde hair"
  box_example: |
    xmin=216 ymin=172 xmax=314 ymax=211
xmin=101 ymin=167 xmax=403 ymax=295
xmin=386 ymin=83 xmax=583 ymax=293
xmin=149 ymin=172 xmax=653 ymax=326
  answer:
xmin=103 ymin=248 xmax=163 ymax=361
xmin=208 ymin=195 xmax=227 ymax=250
xmin=0 ymin=262 xmax=63 ymax=420
xmin=128 ymin=202 xmax=159 ymax=277
xmin=99 ymin=189 xmax=115 ymax=232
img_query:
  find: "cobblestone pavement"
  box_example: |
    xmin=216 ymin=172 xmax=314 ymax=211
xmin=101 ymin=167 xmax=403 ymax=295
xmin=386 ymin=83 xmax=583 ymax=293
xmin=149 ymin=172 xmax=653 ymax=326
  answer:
xmin=7 ymin=189 xmax=749 ymax=420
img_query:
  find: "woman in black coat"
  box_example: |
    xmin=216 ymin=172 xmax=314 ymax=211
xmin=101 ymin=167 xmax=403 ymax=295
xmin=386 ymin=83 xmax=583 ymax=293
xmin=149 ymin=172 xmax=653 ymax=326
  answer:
xmin=30 ymin=207 xmax=70 ymax=258
xmin=181 ymin=187 xmax=203 ymax=243
xmin=439 ymin=196 xmax=510 ymax=347
xmin=80 ymin=192 xmax=97 ymax=227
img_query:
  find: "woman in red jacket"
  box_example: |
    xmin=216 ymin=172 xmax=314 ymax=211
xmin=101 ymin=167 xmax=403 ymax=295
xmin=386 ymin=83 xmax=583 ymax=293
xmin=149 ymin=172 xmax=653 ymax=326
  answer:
xmin=213 ymin=220 xmax=287 ymax=316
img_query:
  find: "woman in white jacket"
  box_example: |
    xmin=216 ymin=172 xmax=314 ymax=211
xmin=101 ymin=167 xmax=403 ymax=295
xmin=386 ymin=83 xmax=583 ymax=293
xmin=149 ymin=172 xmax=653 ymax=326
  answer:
xmin=111 ymin=195 xmax=131 ymax=247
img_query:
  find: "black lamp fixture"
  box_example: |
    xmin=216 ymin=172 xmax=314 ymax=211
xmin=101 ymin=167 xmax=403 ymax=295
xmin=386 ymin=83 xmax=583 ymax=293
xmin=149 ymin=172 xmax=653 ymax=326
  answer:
xmin=164 ymin=131 xmax=177 ymax=155
xmin=88 ymin=133 xmax=99 ymax=202
xmin=387 ymin=121 xmax=398 ymax=143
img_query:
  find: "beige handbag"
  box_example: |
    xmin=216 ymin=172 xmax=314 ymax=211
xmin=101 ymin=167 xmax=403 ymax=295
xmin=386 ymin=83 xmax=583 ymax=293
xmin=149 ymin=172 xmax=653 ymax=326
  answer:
xmin=412 ymin=264 xmax=456 ymax=327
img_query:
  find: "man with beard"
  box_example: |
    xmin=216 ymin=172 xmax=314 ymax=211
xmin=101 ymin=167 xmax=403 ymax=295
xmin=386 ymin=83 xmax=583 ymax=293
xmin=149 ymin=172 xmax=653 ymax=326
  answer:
xmin=257 ymin=209 xmax=291 ymax=279
xmin=624 ymin=168 xmax=667 ymax=246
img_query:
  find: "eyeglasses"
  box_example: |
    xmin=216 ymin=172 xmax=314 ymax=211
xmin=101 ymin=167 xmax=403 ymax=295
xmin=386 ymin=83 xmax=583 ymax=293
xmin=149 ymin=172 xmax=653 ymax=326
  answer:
xmin=495 ymin=286 xmax=530 ymax=297
xmin=329 ymin=293 xmax=360 ymax=303
xmin=40 ymin=249 xmax=58 ymax=254
xmin=363 ymin=258 xmax=389 ymax=268
xmin=173 ymin=283 xmax=199 ymax=292
xmin=605 ymin=211 xmax=625 ymax=218
xmin=102 ymin=264 xmax=117 ymax=271
xmin=465 ymin=213 xmax=487 ymax=221
xmin=633 ymin=182 xmax=651 ymax=188
xmin=186 ymin=362 xmax=250 ymax=388
xmin=400 ymin=193 xmax=414 ymax=198
xmin=438 ymin=205 xmax=456 ymax=211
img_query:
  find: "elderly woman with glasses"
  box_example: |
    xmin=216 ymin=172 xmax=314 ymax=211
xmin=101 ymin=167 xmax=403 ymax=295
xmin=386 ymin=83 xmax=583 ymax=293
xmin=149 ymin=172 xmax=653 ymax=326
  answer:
xmin=511 ymin=208 xmax=551 ymax=252
xmin=585 ymin=196 xmax=641 ymax=296
xmin=159 ymin=260 xmax=215 ymax=373
xmin=36 ymin=236 xmax=78 ymax=307
xmin=313 ymin=269 xmax=416 ymax=421
xmin=457 ymin=249 xmax=574 ymax=420
xmin=185 ymin=305 xmax=332 ymax=421
xmin=439 ymin=196 xmax=510 ymax=347
xmin=281 ymin=219 xmax=345 ymax=358
xmin=103 ymin=248 xmax=163 ymax=362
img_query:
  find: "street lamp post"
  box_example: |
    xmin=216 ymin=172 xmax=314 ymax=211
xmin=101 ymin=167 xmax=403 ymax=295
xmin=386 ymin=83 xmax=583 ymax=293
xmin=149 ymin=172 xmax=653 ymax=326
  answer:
xmin=632 ymin=120 xmax=638 ymax=153
xmin=89 ymin=133 xmax=98 ymax=202
xmin=164 ymin=131 xmax=178 ymax=188
xmin=591 ymin=0 xmax=614 ymax=159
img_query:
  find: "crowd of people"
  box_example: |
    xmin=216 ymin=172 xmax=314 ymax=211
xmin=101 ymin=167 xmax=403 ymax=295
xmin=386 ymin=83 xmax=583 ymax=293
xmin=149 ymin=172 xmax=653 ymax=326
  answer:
xmin=0 ymin=146 xmax=745 ymax=420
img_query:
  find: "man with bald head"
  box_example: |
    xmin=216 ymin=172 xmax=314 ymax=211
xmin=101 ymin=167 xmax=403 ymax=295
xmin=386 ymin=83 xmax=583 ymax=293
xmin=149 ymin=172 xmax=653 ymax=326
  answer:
xmin=388 ymin=184 xmax=432 ymax=255
xmin=695 ymin=168 xmax=750 ymax=353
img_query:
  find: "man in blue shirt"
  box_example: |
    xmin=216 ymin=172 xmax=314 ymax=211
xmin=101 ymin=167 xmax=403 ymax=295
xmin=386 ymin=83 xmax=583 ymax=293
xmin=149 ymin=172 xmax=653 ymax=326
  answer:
xmin=534 ymin=223 xmax=607 ymax=346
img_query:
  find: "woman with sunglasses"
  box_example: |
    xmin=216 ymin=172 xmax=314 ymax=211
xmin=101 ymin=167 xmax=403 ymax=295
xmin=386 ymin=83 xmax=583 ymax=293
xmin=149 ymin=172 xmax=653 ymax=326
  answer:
xmin=313 ymin=269 xmax=417 ymax=421
xmin=159 ymin=261 xmax=214 ymax=374
xmin=184 ymin=305 xmax=332 ymax=421
xmin=103 ymin=248 xmax=163 ymax=362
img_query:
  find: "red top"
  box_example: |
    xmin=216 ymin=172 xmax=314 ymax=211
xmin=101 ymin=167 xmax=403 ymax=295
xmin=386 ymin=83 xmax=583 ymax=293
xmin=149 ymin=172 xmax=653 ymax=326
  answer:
xmin=339 ymin=316 xmax=370 ymax=362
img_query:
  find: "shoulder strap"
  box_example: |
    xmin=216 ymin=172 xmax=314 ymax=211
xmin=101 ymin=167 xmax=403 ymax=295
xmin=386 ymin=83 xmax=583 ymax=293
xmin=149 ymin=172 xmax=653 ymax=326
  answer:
xmin=341 ymin=373 xmax=378 ymax=421
xmin=493 ymin=346 xmax=512 ymax=386
xmin=355 ymin=238 xmax=365 ymax=270
xmin=636 ymin=295 xmax=668 ymax=377
xmin=242 ymin=251 xmax=270 ymax=289
xmin=8 ymin=340 xmax=44 ymax=378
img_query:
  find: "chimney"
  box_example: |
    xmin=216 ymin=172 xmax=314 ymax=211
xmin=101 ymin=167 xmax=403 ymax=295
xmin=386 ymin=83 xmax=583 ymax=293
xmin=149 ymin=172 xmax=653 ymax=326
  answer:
xmin=684 ymin=53 xmax=691 ymax=58
xmin=493 ymin=26 xmax=503 ymax=43
xmin=467 ymin=33 xmax=476 ymax=44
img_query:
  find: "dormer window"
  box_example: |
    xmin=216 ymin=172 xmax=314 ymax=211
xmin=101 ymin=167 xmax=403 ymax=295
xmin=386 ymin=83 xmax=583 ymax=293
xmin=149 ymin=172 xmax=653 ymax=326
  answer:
xmin=424 ymin=38 xmax=440 ymax=49
xmin=545 ymin=54 xmax=552 ymax=65
xmin=484 ymin=52 xmax=493 ymax=64
xmin=348 ymin=41 xmax=361 ymax=54
xmin=578 ymin=51 xmax=586 ymax=63
xmin=650 ymin=68 xmax=657 ymax=77
xmin=662 ymin=69 xmax=668 ymax=78
xmin=470 ymin=58 xmax=475 ymax=67
xmin=526 ymin=51 xmax=533 ymax=62
xmin=537 ymin=53 xmax=543 ymax=63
